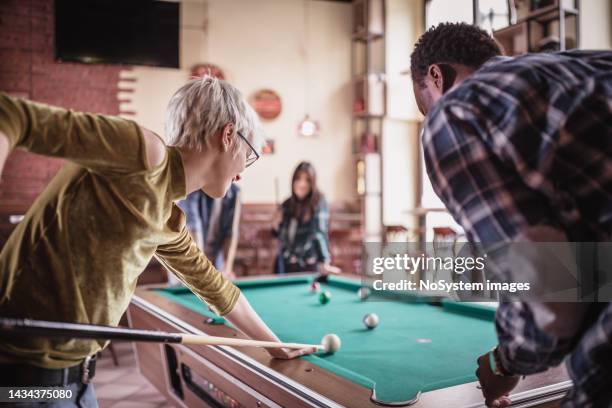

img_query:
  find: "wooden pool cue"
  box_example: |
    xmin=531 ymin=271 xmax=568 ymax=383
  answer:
xmin=274 ymin=176 xmax=280 ymax=207
xmin=0 ymin=318 xmax=323 ymax=350
xmin=181 ymin=334 xmax=322 ymax=350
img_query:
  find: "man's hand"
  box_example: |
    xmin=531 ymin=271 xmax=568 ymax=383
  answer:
xmin=0 ymin=131 xmax=9 ymax=177
xmin=321 ymin=263 xmax=342 ymax=275
xmin=266 ymin=346 xmax=318 ymax=360
xmin=476 ymin=352 xmax=520 ymax=407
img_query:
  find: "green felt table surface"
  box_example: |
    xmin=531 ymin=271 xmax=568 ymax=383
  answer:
xmin=155 ymin=276 xmax=498 ymax=404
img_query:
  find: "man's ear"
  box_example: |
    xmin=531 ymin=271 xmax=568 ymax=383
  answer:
xmin=429 ymin=63 xmax=458 ymax=94
xmin=428 ymin=64 xmax=444 ymax=93
xmin=220 ymin=123 xmax=235 ymax=152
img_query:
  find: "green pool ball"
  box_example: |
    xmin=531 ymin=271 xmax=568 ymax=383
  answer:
xmin=319 ymin=291 xmax=332 ymax=304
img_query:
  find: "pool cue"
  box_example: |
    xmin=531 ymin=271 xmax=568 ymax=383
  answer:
xmin=0 ymin=318 xmax=323 ymax=351
xmin=274 ymin=177 xmax=279 ymax=206
xmin=180 ymin=334 xmax=322 ymax=350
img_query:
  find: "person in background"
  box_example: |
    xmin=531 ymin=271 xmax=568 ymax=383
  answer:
xmin=410 ymin=22 xmax=612 ymax=407
xmin=273 ymin=162 xmax=341 ymax=276
xmin=177 ymin=183 xmax=241 ymax=281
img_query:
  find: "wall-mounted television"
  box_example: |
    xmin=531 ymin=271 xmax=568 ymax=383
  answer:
xmin=55 ymin=0 xmax=180 ymax=68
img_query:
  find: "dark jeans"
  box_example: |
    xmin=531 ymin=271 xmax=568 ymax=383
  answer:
xmin=5 ymin=383 xmax=97 ymax=408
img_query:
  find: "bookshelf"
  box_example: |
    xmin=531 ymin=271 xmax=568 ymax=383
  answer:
xmin=352 ymin=0 xmax=386 ymax=242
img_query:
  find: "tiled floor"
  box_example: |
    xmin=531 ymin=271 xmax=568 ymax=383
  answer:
xmin=93 ymin=342 xmax=172 ymax=408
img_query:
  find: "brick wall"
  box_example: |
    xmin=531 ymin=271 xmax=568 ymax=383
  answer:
xmin=0 ymin=0 xmax=125 ymax=213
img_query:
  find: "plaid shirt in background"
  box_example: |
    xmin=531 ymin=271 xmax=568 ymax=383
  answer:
xmin=422 ymin=50 xmax=612 ymax=407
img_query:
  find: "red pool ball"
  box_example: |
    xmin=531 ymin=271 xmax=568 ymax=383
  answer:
xmin=310 ymin=282 xmax=321 ymax=293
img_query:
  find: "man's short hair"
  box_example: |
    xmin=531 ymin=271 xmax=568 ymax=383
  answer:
xmin=165 ymin=76 xmax=264 ymax=154
xmin=410 ymin=22 xmax=502 ymax=87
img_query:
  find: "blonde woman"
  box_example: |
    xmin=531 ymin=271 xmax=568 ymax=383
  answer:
xmin=0 ymin=77 xmax=314 ymax=405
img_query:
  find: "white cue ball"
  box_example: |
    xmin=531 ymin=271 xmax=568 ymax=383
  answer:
xmin=357 ymin=287 xmax=371 ymax=300
xmin=321 ymin=333 xmax=341 ymax=354
xmin=363 ymin=313 xmax=379 ymax=330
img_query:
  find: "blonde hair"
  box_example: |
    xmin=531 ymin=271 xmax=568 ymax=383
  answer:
xmin=165 ymin=76 xmax=264 ymax=154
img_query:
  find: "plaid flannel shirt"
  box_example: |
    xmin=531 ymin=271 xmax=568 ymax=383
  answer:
xmin=422 ymin=50 xmax=612 ymax=407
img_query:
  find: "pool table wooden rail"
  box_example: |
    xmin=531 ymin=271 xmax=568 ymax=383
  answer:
xmin=129 ymin=288 xmax=367 ymax=408
xmin=127 ymin=283 xmax=571 ymax=408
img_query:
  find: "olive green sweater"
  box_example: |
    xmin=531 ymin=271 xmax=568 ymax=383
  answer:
xmin=0 ymin=93 xmax=240 ymax=369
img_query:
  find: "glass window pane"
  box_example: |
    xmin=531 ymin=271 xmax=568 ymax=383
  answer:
xmin=426 ymin=0 xmax=474 ymax=28
xmin=478 ymin=0 xmax=510 ymax=32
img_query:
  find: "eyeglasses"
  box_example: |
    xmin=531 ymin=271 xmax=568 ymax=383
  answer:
xmin=237 ymin=131 xmax=260 ymax=168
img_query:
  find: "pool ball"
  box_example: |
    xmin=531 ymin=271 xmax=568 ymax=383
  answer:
xmin=357 ymin=287 xmax=371 ymax=300
xmin=319 ymin=291 xmax=331 ymax=304
xmin=363 ymin=313 xmax=379 ymax=330
xmin=310 ymin=282 xmax=321 ymax=293
xmin=321 ymin=333 xmax=341 ymax=353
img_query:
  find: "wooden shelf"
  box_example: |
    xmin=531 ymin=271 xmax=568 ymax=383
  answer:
xmin=493 ymin=1 xmax=580 ymax=55
xmin=494 ymin=23 xmax=525 ymax=37
xmin=403 ymin=207 xmax=448 ymax=216
xmin=352 ymin=32 xmax=384 ymax=42
xmin=518 ymin=4 xmax=579 ymax=24
xmin=493 ymin=22 xmax=528 ymax=55
xmin=352 ymin=0 xmax=386 ymax=243
xmin=352 ymin=72 xmax=385 ymax=82
xmin=353 ymin=112 xmax=384 ymax=119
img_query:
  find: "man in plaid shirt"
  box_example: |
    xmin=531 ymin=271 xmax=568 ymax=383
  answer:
xmin=410 ymin=23 xmax=612 ymax=407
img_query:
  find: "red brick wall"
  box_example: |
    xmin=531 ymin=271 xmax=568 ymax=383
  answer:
xmin=0 ymin=0 xmax=125 ymax=212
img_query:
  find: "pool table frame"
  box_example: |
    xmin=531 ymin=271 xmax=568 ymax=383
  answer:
xmin=127 ymin=275 xmax=572 ymax=408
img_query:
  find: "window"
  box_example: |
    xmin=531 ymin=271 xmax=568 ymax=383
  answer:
xmin=478 ymin=0 xmax=511 ymax=32
xmin=425 ymin=0 xmax=511 ymax=32
xmin=426 ymin=0 xmax=474 ymax=28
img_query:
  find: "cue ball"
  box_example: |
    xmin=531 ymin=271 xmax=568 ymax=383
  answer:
xmin=310 ymin=282 xmax=321 ymax=293
xmin=319 ymin=291 xmax=331 ymax=304
xmin=321 ymin=333 xmax=341 ymax=354
xmin=363 ymin=313 xmax=379 ymax=330
xmin=357 ymin=287 xmax=371 ymax=300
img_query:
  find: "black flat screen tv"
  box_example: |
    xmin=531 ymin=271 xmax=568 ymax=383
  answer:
xmin=55 ymin=0 xmax=180 ymax=68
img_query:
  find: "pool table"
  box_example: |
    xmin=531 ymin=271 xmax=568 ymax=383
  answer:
xmin=127 ymin=274 xmax=571 ymax=408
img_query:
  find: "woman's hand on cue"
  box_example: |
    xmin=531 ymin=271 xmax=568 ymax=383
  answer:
xmin=476 ymin=352 xmax=520 ymax=407
xmin=266 ymin=346 xmax=319 ymax=360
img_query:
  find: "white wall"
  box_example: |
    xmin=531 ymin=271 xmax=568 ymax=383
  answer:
xmin=580 ymin=0 xmax=612 ymax=49
xmin=120 ymin=0 xmax=353 ymax=204
xmin=382 ymin=0 xmax=423 ymax=227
